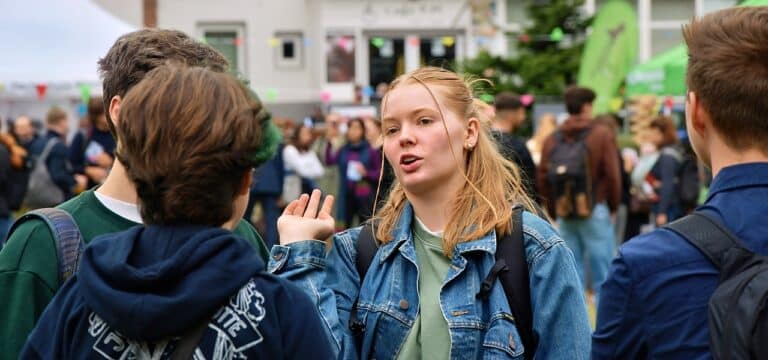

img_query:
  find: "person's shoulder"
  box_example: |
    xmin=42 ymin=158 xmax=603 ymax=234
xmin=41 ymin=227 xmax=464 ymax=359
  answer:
xmin=0 ymin=216 xmax=60 ymax=290
xmin=243 ymin=274 xmax=316 ymax=318
xmin=333 ymin=225 xmax=365 ymax=256
xmin=618 ymin=228 xmax=707 ymax=280
xmin=518 ymin=211 xmax=568 ymax=266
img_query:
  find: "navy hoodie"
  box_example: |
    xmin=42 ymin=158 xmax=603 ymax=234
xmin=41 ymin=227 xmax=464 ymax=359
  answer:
xmin=21 ymin=225 xmax=333 ymax=359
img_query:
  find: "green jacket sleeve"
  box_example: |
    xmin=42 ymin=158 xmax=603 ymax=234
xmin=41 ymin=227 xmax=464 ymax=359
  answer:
xmin=0 ymin=221 xmax=60 ymax=360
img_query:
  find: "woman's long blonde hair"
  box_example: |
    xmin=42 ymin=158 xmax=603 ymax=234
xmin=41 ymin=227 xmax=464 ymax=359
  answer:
xmin=373 ymin=67 xmax=537 ymax=257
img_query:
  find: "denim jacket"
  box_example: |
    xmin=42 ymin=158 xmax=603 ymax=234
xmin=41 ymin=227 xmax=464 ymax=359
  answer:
xmin=268 ymin=204 xmax=590 ymax=359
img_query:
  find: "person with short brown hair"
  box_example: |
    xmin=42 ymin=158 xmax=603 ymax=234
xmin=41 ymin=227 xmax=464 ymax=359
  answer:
xmin=594 ymin=7 xmax=768 ymax=358
xmin=22 ymin=65 xmax=332 ymax=359
xmin=491 ymin=92 xmax=537 ymax=199
xmin=537 ymin=85 xmax=621 ymax=301
xmin=0 ymin=29 xmax=277 ymax=359
xmin=25 ymin=107 xmax=87 ymax=205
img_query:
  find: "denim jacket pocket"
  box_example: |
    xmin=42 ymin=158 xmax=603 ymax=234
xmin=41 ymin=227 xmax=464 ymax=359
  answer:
xmin=482 ymin=312 xmax=525 ymax=359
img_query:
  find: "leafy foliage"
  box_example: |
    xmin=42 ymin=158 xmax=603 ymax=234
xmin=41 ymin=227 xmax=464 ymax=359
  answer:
xmin=460 ymin=0 xmax=592 ymax=97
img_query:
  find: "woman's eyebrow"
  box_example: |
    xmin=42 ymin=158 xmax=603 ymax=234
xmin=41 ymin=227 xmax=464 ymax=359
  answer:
xmin=382 ymin=107 xmax=434 ymax=123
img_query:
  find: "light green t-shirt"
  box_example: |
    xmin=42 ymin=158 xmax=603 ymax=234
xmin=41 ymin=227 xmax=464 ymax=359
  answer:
xmin=397 ymin=217 xmax=452 ymax=359
xmin=0 ymin=189 xmax=269 ymax=359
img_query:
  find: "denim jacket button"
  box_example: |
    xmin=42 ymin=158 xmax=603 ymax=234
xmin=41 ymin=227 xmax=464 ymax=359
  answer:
xmin=399 ymin=299 xmax=409 ymax=310
xmin=273 ymin=252 xmax=284 ymax=261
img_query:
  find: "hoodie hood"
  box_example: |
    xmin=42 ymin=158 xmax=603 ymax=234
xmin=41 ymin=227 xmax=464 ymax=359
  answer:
xmin=78 ymin=225 xmax=263 ymax=341
xmin=559 ymin=114 xmax=592 ymax=135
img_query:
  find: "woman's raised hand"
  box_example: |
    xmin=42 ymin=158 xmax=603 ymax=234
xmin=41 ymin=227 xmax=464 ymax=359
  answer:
xmin=277 ymin=189 xmax=335 ymax=245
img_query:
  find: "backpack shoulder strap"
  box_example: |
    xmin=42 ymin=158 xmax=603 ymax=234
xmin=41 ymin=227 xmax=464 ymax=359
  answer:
xmin=496 ymin=204 xmax=536 ymax=359
xmin=39 ymin=137 xmax=59 ymax=162
xmin=576 ymin=126 xmax=592 ymax=141
xmin=665 ymin=212 xmax=746 ymax=269
xmin=8 ymin=208 xmax=84 ymax=285
xmin=355 ymin=221 xmax=379 ymax=282
xmin=170 ymin=320 xmax=208 ymax=360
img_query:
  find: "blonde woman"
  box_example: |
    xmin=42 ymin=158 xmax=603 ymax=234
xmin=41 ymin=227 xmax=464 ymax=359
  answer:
xmin=271 ymin=67 xmax=590 ymax=359
xmin=527 ymin=113 xmax=557 ymax=166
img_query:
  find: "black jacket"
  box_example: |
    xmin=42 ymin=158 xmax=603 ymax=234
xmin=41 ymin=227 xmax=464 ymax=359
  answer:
xmin=491 ymin=130 xmax=538 ymax=200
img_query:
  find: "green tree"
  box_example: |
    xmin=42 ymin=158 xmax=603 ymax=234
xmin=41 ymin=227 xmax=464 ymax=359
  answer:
xmin=461 ymin=0 xmax=591 ymax=97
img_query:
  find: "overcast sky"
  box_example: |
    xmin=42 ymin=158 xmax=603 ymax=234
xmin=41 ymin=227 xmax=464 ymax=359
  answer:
xmin=0 ymin=0 xmax=135 ymax=83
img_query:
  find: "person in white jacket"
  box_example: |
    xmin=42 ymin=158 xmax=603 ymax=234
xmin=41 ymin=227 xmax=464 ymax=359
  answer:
xmin=283 ymin=124 xmax=324 ymax=200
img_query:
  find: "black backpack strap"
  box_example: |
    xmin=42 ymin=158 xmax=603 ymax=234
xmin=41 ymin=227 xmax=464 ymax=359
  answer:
xmin=170 ymin=321 xmax=208 ymax=360
xmin=8 ymin=208 xmax=84 ymax=285
xmin=500 ymin=205 xmax=536 ymax=359
xmin=477 ymin=204 xmax=536 ymax=358
xmin=665 ymin=212 xmax=746 ymax=270
xmin=349 ymin=221 xmax=380 ymax=343
xmin=355 ymin=221 xmax=379 ymax=282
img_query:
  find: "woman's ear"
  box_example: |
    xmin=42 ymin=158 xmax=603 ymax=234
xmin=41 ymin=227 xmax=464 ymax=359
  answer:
xmin=465 ymin=117 xmax=480 ymax=148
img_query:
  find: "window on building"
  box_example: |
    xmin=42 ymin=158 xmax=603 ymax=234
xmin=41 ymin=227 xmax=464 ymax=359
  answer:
xmin=274 ymin=32 xmax=303 ymax=69
xmin=506 ymin=0 xmax=532 ymax=28
xmin=326 ymin=34 xmax=355 ymax=83
xmin=420 ymin=37 xmax=456 ymax=70
xmin=651 ymin=0 xmax=694 ymax=21
xmin=199 ymin=23 xmax=246 ymax=77
xmin=700 ymin=0 xmax=737 ymax=15
xmin=651 ymin=28 xmax=684 ymax=56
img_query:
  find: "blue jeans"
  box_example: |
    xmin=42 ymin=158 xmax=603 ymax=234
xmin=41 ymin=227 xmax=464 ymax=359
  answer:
xmin=559 ymin=203 xmax=616 ymax=297
xmin=0 ymin=215 xmax=13 ymax=249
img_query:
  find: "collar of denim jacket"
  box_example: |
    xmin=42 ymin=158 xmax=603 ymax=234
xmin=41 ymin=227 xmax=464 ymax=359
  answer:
xmin=377 ymin=202 xmax=498 ymax=263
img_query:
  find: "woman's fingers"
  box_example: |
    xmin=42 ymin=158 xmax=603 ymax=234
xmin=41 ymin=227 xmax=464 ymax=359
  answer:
xmin=292 ymin=194 xmax=309 ymax=216
xmin=319 ymin=195 xmax=335 ymax=219
xmin=282 ymin=198 xmax=299 ymax=216
xmin=303 ymin=189 xmax=322 ymax=218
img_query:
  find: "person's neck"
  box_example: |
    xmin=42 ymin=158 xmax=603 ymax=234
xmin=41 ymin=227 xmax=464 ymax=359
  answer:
xmin=96 ymin=159 xmax=138 ymax=204
xmin=404 ymin=177 xmax=465 ymax=233
xmin=493 ymin=119 xmax=514 ymax=134
xmin=708 ymin=137 xmax=768 ymax=178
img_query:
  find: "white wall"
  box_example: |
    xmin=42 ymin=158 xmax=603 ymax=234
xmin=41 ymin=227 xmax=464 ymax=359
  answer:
xmin=90 ymin=0 xmax=484 ymax=112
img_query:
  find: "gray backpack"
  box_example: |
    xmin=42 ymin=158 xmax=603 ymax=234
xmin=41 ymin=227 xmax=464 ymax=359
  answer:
xmin=24 ymin=138 xmax=65 ymax=209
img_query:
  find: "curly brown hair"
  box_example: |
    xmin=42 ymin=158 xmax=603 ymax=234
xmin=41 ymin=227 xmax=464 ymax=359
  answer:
xmin=98 ymin=29 xmax=229 ymax=136
xmin=115 ymin=65 xmax=262 ymax=226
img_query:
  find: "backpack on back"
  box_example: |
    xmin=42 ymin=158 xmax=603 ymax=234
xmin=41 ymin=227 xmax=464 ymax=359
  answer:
xmin=666 ymin=212 xmax=768 ymax=359
xmin=7 ymin=208 xmax=84 ymax=285
xmin=351 ymin=205 xmax=538 ymax=359
xmin=660 ymin=145 xmax=701 ymax=211
xmin=24 ymin=138 xmax=65 ymax=209
xmin=547 ymin=128 xmax=593 ymax=219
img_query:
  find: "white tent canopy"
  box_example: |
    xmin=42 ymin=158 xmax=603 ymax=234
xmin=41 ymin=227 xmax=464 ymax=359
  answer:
xmin=0 ymin=0 xmax=135 ymax=98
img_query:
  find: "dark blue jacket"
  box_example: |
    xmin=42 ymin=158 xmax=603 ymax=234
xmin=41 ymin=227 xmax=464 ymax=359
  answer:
xmin=650 ymin=146 xmax=683 ymax=220
xmin=252 ymin=143 xmax=285 ymax=196
xmin=491 ymin=130 xmax=537 ymax=200
xmin=21 ymin=224 xmax=333 ymax=359
xmin=30 ymin=130 xmax=75 ymax=198
xmin=593 ymin=163 xmax=768 ymax=359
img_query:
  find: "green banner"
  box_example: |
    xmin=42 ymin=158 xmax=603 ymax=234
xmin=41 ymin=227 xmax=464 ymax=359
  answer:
xmin=625 ymin=44 xmax=687 ymax=97
xmin=578 ymin=0 xmax=638 ymax=114
xmin=626 ymin=0 xmax=768 ymax=97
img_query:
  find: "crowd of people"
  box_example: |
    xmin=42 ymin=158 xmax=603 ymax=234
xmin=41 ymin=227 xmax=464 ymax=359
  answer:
xmin=0 ymin=6 xmax=766 ymax=359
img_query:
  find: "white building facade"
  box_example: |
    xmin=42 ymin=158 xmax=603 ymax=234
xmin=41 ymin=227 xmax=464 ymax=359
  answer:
xmin=93 ymin=0 xmax=738 ymax=120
